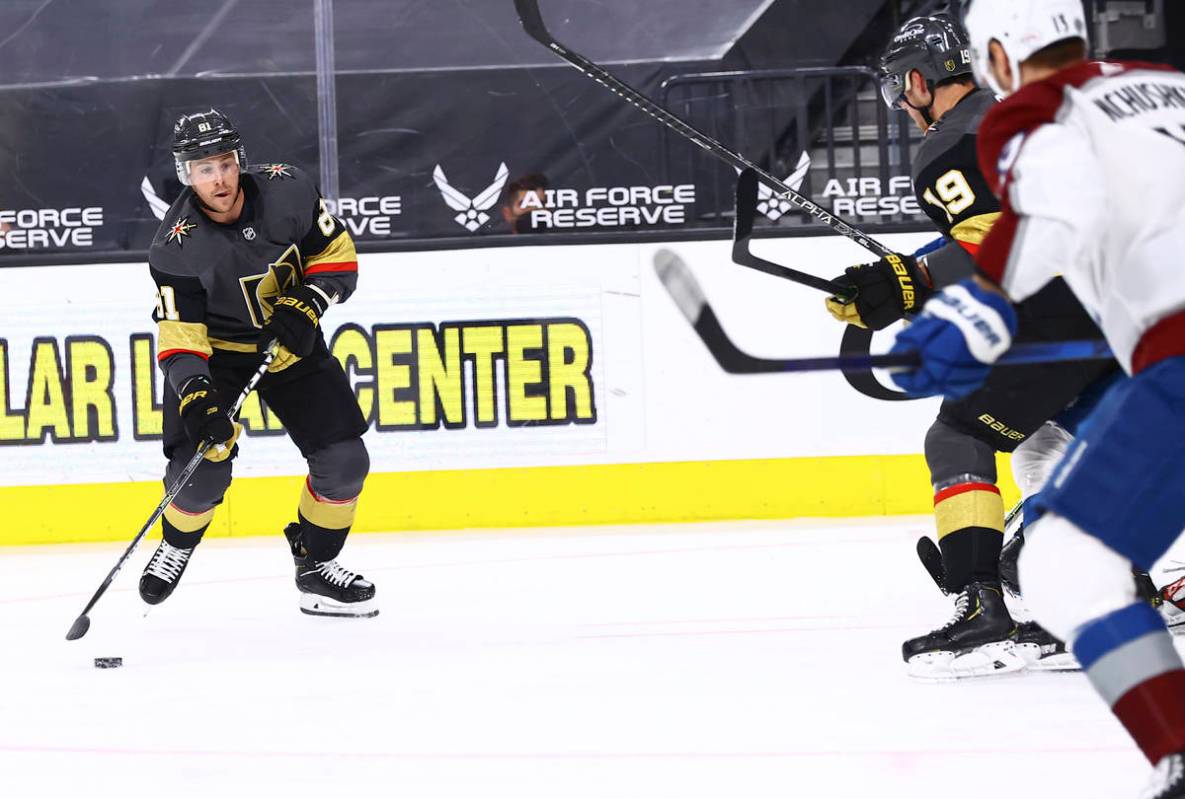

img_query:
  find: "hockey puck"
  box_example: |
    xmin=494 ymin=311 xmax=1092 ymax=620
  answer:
xmin=93 ymin=657 xmax=122 ymax=669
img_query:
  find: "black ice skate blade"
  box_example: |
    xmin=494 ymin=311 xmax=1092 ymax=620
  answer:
xmin=300 ymin=607 xmax=380 ymax=619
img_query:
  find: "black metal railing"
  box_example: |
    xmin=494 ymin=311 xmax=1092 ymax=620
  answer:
xmin=659 ymin=65 xmax=929 ymax=233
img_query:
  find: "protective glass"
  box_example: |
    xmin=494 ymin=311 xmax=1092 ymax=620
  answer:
xmin=879 ymin=70 xmax=907 ymax=109
xmin=177 ymin=150 xmax=241 ymax=187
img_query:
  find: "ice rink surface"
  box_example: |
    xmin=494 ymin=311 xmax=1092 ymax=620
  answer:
xmin=0 ymin=518 xmax=1164 ymax=798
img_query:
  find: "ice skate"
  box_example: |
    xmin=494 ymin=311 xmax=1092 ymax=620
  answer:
xmin=1159 ymin=576 xmax=1185 ymax=634
xmin=284 ymin=523 xmax=378 ymax=618
xmin=1139 ymin=752 xmax=1185 ymax=799
xmin=139 ymin=540 xmax=195 ymax=605
xmin=1012 ymin=621 xmax=1078 ymax=671
xmin=904 ymin=581 xmax=1024 ymax=680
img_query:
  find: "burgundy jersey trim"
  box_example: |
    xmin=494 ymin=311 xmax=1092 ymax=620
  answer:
xmin=977 ymin=61 xmax=1178 ymax=194
xmin=975 ymin=61 xmax=1178 ymax=288
xmin=975 ymin=200 xmax=1021 ymax=286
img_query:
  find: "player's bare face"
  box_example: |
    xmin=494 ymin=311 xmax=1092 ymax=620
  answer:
xmin=189 ymin=152 xmax=243 ymax=220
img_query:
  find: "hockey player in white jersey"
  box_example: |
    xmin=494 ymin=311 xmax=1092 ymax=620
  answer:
xmin=885 ymin=1 xmax=1185 ymax=795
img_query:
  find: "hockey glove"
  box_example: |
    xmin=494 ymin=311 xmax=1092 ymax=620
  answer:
xmin=824 ymin=253 xmax=931 ymax=330
xmin=260 ymin=284 xmax=330 ymax=358
xmin=888 ymin=279 xmax=1017 ymax=400
xmin=178 ymin=377 xmax=241 ymax=462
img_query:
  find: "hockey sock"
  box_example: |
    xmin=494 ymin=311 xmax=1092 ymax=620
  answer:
xmin=297 ymin=476 xmax=357 ymax=562
xmin=1073 ymin=602 xmax=1185 ymax=763
xmin=161 ymin=504 xmax=215 ymax=549
xmin=934 ymin=481 xmax=1004 ymax=592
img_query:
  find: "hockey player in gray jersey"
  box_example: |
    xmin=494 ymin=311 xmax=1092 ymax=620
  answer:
xmin=142 ymin=109 xmax=376 ymax=618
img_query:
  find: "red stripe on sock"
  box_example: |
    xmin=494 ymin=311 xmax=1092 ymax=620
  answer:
xmin=304 ymin=475 xmax=357 ymax=505
xmin=934 ymin=482 xmax=1000 ymax=506
xmin=1112 ymin=669 xmax=1185 ymax=764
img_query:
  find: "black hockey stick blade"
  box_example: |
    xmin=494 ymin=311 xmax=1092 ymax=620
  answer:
xmin=513 ymin=0 xmax=894 ymax=259
xmin=731 ymin=169 xmax=849 ymax=296
xmin=654 ymin=249 xmax=1113 ymax=375
xmin=916 ymin=536 xmax=948 ymax=595
xmin=65 ymin=614 xmax=91 ymax=641
xmin=839 ymin=324 xmax=915 ymax=402
xmin=513 ymin=0 xmax=550 ymax=42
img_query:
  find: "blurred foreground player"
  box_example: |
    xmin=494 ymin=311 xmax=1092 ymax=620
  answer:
xmin=826 ymin=12 xmax=1115 ymax=677
xmin=891 ymin=1 xmax=1185 ymax=793
xmin=142 ymin=109 xmax=376 ymax=618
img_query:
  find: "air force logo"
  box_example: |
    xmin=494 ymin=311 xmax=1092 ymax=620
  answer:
xmin=745 ymin=152 xmax=812 ymax=222
xmin=433 ymin=163 xmax=510 ymax=232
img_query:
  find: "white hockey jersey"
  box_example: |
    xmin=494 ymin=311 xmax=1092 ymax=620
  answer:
xmin=975 ymin=61 xmax=1185 ymax=374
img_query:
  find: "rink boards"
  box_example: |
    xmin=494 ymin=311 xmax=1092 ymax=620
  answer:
xmin=0 ymin=234 xmax=1021 ymax=544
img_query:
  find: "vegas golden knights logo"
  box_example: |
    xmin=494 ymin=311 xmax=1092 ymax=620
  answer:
xmin=240 ymin=244 xmax=304 ymax=328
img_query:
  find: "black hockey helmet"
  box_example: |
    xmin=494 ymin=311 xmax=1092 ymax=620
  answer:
xmin=878 ymin=13 xmax=973 ymax=113
xmin=171 ymin=109 xmax=248 ymax=186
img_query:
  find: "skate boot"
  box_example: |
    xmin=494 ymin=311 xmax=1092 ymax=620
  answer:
xmin=284 ymin=523 xmax=378 ymax=618
xmin=1159 ymin=575 xmax=1185 ymax=634
xmin=139 ymin=540 xmax=195 ymax=605
xmin=903 ymin=581 xmax=1024 ymax=680
xmin=1140 ymin=752 xmax=1185 ymax=799
xmin=1012 ymin=621 xmax=1079 ymax=671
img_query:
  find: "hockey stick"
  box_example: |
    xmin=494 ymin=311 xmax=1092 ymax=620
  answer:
xmin=916 ymin=537 xmax=947 ymax=595
xmin=732 ymin=169 xmax=850 ymax=296
xmin=65 ymin=342 xmax=278 ymax=641
xmin=513 ymin=0 xmax=895 ymax=260
xmin=730 ymin=168 xmax=911 ymax=398
xmin=654 ymin=250 xmax=1113 ymax=375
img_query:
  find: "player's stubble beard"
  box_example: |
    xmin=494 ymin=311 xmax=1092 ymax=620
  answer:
xmin=194 ymin=173 xmax=243 ymax=220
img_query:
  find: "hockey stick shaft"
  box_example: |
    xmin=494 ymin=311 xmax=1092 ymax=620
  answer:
xmin=65 ymin=343 xmax=278 ymax=641
xmin=654 ymin=250 xmax=1112 ymax=375
xmin=732 ymin=169 xmax=849 ymax=295
xmin=513 ymin=0 xmax=894 ymax=259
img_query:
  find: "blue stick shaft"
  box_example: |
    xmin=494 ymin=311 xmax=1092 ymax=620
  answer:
xmin=783 ymin=339 xmax=1113 ymax=374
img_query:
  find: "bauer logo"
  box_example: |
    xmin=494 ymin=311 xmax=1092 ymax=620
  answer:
xmin=0 ymin=206 xmax=105 ymax=250
xmin=434 ymin=163 xmax=510 ymax=232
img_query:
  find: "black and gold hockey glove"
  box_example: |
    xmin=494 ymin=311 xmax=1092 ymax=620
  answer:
xmin=824 ymin=253 xmax=932 ymax=330
xmin=178 ymin=377 xmax=240 ymax=462
xmin=261 ymin=284 xmax=330 ymax=358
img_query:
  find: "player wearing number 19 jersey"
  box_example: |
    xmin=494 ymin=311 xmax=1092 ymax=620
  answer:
xmin=826 ymin=13 xmax=1117 ymax=678
xmin=142 ymin=109 xmax=376 ymax=618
